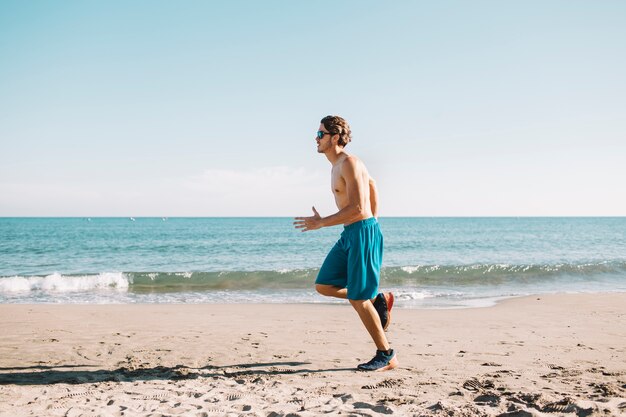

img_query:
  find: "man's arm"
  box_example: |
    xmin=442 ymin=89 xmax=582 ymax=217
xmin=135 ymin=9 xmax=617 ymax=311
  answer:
xmin=369 ymin=178 xmax=378 ymax=218
xmin=294 ymin=157 xmax=367 ymax=231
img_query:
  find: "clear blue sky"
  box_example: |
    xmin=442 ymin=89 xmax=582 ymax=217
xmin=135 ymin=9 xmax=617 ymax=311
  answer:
xmin=1 ymin=1 xmax=624 ymax=216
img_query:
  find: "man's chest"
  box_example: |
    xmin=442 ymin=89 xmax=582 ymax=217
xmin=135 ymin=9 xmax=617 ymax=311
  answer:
xmin=331 ymin=170 xmax=346 ymax=195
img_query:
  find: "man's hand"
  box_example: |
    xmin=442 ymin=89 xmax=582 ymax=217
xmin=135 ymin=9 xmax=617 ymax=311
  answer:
xmin=293 ymin=207 xmax=323 ymax=232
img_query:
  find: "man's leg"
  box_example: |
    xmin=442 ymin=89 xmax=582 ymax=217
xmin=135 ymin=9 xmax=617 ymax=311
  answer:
xmin=351 ymin=298 xmax=398 ymax=371
xmin=315 ymin=284 xmax=347 ymax=299
xmin=316 ymin=284 xmax=378 ymax=303
xmin=317 ymin=285 xmax=396 ymax=371
xmin=349 ymin=299 xmax=390 ymax=351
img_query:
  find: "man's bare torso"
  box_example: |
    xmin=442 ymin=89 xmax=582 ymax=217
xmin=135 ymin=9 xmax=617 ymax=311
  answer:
xmin=331 ymin=154 xmax=374 ymax=222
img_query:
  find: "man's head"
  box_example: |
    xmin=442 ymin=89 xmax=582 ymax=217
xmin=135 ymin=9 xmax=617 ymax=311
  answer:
xmin=318 ymin=115 xmax=352 ymax=149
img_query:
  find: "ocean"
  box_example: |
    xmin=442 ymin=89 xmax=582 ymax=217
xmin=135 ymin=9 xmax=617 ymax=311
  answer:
xmin=1 ymin=217 xmax=625 ymax=308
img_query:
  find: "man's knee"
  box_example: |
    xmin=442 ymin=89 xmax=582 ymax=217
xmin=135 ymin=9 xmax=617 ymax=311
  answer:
xmin=316 ymin=284 xmax=333 ymax=296
xmin=349 ymin=298 xmax=369 ymax=310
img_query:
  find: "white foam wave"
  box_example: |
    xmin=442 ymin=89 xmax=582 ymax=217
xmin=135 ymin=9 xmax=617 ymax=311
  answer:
xmin=0 ymin=273 xmax=129 ymax=293
xmin=395 ymin=290 xmax=435 ymax=300
xmin=400 ymin=265 xmax=441 ymax=274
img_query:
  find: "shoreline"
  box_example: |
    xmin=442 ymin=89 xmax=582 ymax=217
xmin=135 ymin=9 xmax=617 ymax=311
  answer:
xmin=1 ymin=292 xmax=625 ymax=416
xmin=2 ymin=289 xmax=626 ymax=309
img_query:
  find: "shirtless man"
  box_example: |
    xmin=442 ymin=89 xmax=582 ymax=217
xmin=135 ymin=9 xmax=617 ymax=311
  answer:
xmin=294 ymin=115 xmax=397 ymax=372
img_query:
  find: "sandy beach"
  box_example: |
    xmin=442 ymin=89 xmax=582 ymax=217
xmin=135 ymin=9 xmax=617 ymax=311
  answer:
xmin=0 ymin=293 xmax=624 ymax=416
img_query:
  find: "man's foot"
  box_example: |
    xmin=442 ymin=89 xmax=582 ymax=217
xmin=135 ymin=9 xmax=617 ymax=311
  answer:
xmin=357 ymin=349 xmax=398 ymax=372
xmin=373 ymin=292 xmax=394 ymax=331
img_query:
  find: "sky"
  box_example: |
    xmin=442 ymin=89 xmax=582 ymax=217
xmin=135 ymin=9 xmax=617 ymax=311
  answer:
xmin=1 ymin=0 xmax=625 ymax=217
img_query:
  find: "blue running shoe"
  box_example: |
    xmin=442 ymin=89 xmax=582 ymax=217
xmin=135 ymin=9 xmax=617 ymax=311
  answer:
xmin=357 ymin=349 xmax=398 ymax=372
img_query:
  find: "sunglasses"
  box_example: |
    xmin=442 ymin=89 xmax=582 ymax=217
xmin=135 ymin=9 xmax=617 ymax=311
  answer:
xmin=316 ymin=130 xmax=334 ymax=139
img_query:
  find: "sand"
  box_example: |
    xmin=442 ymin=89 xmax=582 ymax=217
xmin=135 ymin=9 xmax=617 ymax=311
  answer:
xmin=0 ymin=293 xmax=625 ymax=416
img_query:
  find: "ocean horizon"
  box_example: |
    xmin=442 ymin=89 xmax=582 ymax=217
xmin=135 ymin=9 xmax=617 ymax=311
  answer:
xmin=1 ymin=217 xmax=625 ymax=308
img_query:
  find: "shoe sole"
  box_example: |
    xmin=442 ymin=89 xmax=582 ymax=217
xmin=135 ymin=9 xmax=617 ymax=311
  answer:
xmin=383 ymin=292 xmax=394 ymax=331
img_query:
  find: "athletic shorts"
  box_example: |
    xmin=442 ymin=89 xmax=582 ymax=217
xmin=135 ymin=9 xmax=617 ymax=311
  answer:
xmin=315 ymin=217 xmax=384 ymax=300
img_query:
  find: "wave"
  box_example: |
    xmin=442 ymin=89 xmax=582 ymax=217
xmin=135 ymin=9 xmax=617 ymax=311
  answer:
xmin=0 ymin=270 xmax=318 ymax=294
xmin=385 ymin=261 xmax=626 ymax=286
xmin=0 ymin=272 xmax=129 ymax=293
xmin=128 ymin=270 xmax=318 ymax=292
xmin=1 ymin=261 xmax=625 ymax=294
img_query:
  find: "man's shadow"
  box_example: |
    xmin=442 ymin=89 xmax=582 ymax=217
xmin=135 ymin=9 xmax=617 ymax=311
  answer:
xmin=0 ymin=362 xmax=356 ymax=385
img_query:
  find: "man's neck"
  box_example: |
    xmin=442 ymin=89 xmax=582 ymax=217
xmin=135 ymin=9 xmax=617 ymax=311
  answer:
xmin=324 ymin=147 xmax=347 ymax=166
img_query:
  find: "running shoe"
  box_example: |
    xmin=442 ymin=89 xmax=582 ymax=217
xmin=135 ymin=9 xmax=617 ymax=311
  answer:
xmin=373 ymin=292 xmax=394 ymax=331
xmin=357 ymin=349 xmax=398 ymax=372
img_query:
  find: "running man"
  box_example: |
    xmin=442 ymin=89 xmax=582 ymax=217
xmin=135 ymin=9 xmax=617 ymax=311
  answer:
xmin=294 ymin=115 xmax=397 ymax=372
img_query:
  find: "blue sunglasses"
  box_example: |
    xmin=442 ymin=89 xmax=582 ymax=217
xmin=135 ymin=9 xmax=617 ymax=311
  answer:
xmin=316 ymin=130 xmax=334 ymax=139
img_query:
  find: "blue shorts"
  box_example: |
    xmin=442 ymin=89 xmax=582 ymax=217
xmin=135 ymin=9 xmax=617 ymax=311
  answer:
xmin=316 ymin=217 xmax=384 ymax=300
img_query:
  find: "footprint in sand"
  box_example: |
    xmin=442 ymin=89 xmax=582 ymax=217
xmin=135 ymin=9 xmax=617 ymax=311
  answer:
xmin=60 ymin=390 xmax=97 ymax=400
xmin=462 ymin=378 xmax=495 ymax=392
xmin=361 ymin=378 xmax=403 ymax=390
xmin=142 ymin=392 xmax=169 ymax=401
xmin=47 ymin=401 xmax=68 ymax=411
xmin=200 ymin=407 xmax=227 ymax=414
xmin=353 ymin=401 xmax=394 ymax=414
xmin=542 ymin=398 xmax=593 ymax=415
xmin=589 ymin=381 xmax=624 ymax=397
xmin=473 ymin=391 xmax=501 ymax=407
xmin=561 ymin=369 xmax=582 ymax=377
xmin=286 ymin=398 xmax=304 ymax=406
xmin=225 ymin=392 xmax=256 ymax=401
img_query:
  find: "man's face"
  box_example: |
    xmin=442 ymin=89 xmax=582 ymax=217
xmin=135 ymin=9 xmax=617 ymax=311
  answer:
xmin=316 ymin=123 xmax=333 ymax=153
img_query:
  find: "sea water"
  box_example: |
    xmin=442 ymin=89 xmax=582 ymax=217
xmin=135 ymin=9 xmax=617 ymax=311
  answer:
xmin=1 ymin=217 xmax=625 ymax=308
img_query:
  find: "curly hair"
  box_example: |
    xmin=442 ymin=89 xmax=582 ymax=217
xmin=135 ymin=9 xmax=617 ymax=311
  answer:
xmin=321 ymin=115 xmax=352 ymax=148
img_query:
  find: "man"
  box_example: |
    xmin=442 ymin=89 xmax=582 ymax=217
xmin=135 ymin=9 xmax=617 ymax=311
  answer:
xmin=294 ymin=115 xmax=397 ymax=372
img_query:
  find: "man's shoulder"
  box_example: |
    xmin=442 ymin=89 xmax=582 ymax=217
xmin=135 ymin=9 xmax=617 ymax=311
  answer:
xmin=340 ymin=154 xmax=362 ymax=168
xmin=339 ymin=154 xmax=367 ymax=177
